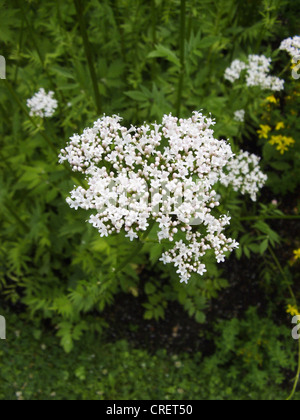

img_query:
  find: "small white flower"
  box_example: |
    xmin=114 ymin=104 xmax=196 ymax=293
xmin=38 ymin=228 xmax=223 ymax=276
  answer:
xmin=225 ymin=59 xmax=247 ymax=83
xmin=280 ymin=36 xmax=300 ymax=59
xmin=220 ymin=151 xmax=267 ymax=201
xmin=126 ymin=229 xmax=138 ymax=241
xmin=27 ymin=88 xmax=58 ymax=118
xmin=225 ymin=55 xmax=284 ymax=92
xmin=234 ymin=110 xmax=245 ymax=123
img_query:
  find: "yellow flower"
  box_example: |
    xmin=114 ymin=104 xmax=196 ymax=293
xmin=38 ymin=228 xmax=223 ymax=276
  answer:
xmin=257 ymin=125 xmax=272 ymax=139
xmin=275 ymin=122 xmax=285 ymax=131
xmin=266 ymin=95 xmax=278 ymax=104
xmin=269 ymin=135 xmax=295 ymax=154
xmin=276 ymin=143 xmax=289 ymax=154
xmin=284 ymin=137 xmax=295 ymax=146
xmin=269 ymin=135 xmax=282 ymax=146
xmin=287 ymin=305 xmax=299 ymax=317
xmin=294 ymin=249 xmax=300 ymax=261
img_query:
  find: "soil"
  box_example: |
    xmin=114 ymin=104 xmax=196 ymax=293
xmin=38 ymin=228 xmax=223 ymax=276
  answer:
xmin=103 ymin=186 xmax=299 ymax=357
xmin=103 ymin=253 xmax=271 ymax=356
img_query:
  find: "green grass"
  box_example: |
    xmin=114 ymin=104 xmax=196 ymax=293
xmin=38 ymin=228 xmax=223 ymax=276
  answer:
xmin=0 ymin=309 xmax=299 ymax=401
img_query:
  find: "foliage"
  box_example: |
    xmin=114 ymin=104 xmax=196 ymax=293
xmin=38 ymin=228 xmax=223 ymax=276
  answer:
xmin=0 ymin=0 xmax=299 ymax=400
xmin=258 ymin=83 xmax=300 ymax=195
xmin=0 ymin=308 xmax=298 ymax=401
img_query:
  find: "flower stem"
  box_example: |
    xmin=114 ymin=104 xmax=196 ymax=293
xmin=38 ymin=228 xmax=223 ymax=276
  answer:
xmin=268 ymin=246 xmax=300 ymax=400
xmin=268 ymin=246 xmax=296 ymax=303
xmin=115 ymin=220 xmax=156 ymax=275
xmin=74 ymin=0 xmax=102 ymax=115
xmin=110 ymin=0 xmax=127 ymax=64
xmin=287 ymin=338 xmax=300 ymax=401
xmin=176 ymin=0 xmax=186 ymax=117
xmin=4 ymin=79 xmax=87 ymax=189
xmin=279 ymin=62 xmax=291 ymax=78
xmin=17 ymin=0 xmax=65 ymax=110
xmin=151 ymin=0 xmax=158 ymax=79
xmin=4 ymin=80 xmax=58 ymax=156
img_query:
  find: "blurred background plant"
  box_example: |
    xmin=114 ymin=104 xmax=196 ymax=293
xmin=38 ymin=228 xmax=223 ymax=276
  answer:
xmin=0 ymin=0 xmax=299 ymax=400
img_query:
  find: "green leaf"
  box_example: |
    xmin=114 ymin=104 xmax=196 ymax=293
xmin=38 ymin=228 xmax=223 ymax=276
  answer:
xmin=195 ymin=311 xmax=206 ymax=323
xmin=149 ymin=244 xmax=164 ymax=265
xmin=254 ymin=221 xmax=272 ymax=235
xmin=125 ymin=91 xmax=148 ymax=102
xmin=51 ymin=66 xmax=75 ymax=80
xmin=75 ymin=366 xmax=86 ymax=381
xmin=248 ymin=244 xmax=260 ymax=254
xmin=60 ymin=334 xmax=73 ymax=354
xmin=108 ymin=60 xmax=125 ymax=79
xmin=260 ymin=239 xmax=269 ymax=255
xmin=147 ymin=45 xmax=180 ymax=67
xmin=144 ymin=310 xmax=153 ymax=320
xmin=270 ymin=162 xmax=291 ymax=171
xmin=198 ymin=36 xmax=221 ymax=48
xmin=145 ymin=282 xmax=157 ymax=295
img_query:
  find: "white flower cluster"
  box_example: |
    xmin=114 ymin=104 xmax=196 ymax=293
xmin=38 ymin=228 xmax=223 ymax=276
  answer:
xmin=59 ymin=113 xmax=266 ymax=283
xmin=280 ymin=36 xmax=300 ymax=59
xmin=225 ymin=55 xmax=284 ymax=91
xmin=224 ymin=60 xmax=247 ymax=83
xmin=234 ymin=110 xmax=245 ymax=123
xmin=27 ymin=88 xmax=58 ymax=118
xmin=220 ymin=151 xmax=268 ymax=202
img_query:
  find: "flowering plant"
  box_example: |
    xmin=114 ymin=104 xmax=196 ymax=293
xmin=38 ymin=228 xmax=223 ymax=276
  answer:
xmin=60 ymin=112 xmax=267 ymax=283
xmin=224 ymin=55 xmax=285 ymax=91
xmin=280 ymin=36 xmax=300 ymax=59
xmin=27 ymin=88 xmax=58 ymax=118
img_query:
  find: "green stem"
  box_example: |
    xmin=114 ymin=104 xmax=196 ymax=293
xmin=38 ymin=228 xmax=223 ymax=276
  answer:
xmin=56 ymin=0 xmax=64 ymax=28
xmin=151 ymin=0 xmax=157 ymax=45
xmin=4 ymin=80 xmax=87 ymax=189
xmin=115 ymin=220 xmax=156 ymax=274
xmin=268 ymin=246 xmax=300 ymax=400
xmin=187 ymin=0 xmax=194 ymax=40
xmin=176 ymin=0 xmax=186 ymax=117
xmin=14 ymin=17 xmax=24 ymax=84
xmin=18 ymin=0 xmax=43 ymax=65
xmin=110 ymin=0 xmax=127 ymax=64
xmin=279 ymin=62 xmax=292 ymax=78
xmin=268 ymin=246 xmax=296 ymax=303
xmin=151 ymin=0 xmax=157 ymax=79
xmin=255 ymin=29 xmax=265 ymax=54
xmin=287 ymin=339 xmax=300 ymax=401
xmin=4 ymin=80 xmax=58 ymax=155
xmin=74 ymin=0 xmax=102 ymax=115
xmin=17 ymin=0 xmax=65 ymax=110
